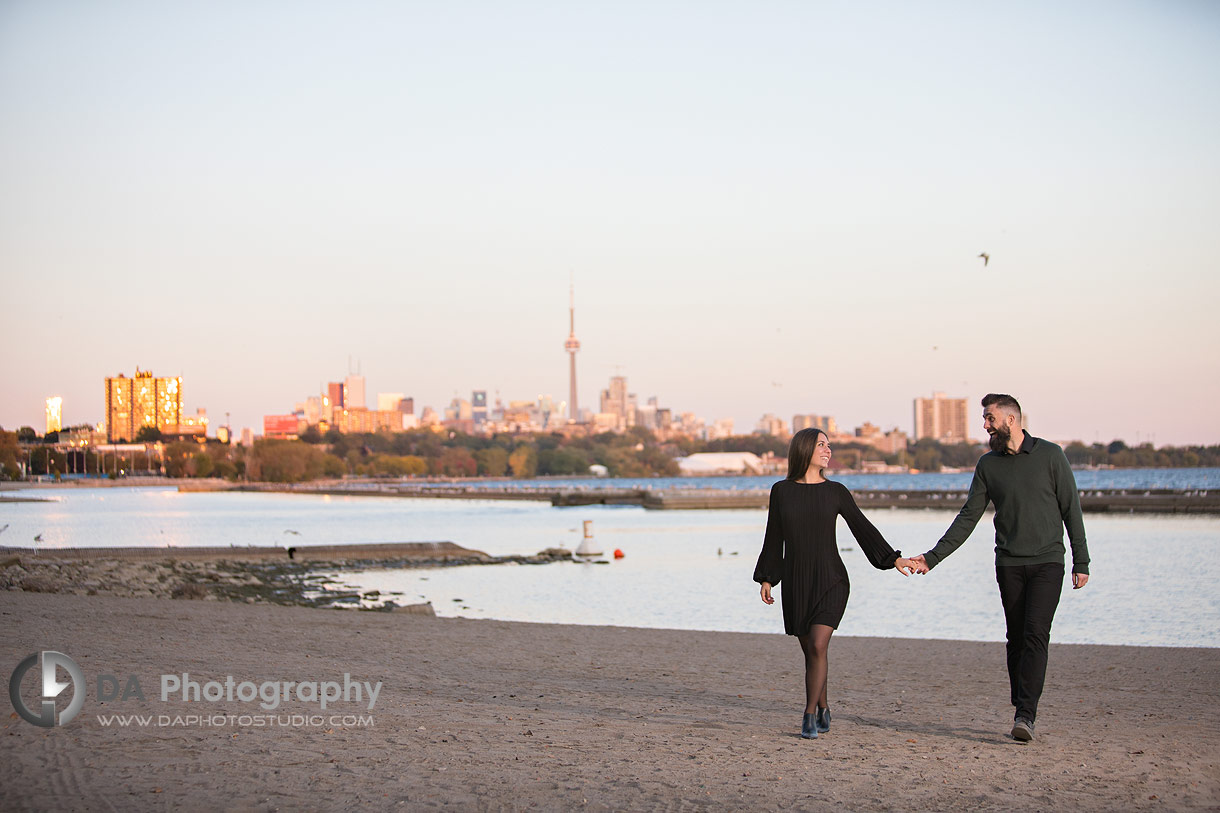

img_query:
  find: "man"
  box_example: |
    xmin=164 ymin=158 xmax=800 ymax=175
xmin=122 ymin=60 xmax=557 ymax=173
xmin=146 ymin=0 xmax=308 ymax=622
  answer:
xmin=911 ymin=394 xmax=1090 ymax=742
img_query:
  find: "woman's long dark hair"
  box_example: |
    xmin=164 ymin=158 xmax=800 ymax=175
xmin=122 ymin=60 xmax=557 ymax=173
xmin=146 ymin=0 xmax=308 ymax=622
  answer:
xmin=786 ymin=428 xmax=826 ymax=481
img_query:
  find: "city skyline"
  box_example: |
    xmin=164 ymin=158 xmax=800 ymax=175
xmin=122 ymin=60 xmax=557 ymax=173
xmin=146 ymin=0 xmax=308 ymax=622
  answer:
xmin=1 ymin=2 xmax=1217 ymax=446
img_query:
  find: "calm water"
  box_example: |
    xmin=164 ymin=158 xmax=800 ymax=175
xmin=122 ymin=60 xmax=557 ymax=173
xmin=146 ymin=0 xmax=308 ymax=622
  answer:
xmin=2 ymin=470 xmax=1218 ymax=648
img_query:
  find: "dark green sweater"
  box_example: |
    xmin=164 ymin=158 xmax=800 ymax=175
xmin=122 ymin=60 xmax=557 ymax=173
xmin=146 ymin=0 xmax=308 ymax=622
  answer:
xmin=924 ymin=431 xmax=1090 ymax=574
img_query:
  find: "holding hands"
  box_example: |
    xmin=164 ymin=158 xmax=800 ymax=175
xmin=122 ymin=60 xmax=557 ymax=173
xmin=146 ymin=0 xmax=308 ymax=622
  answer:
xmin=909 ymin=554 xmax=930 ymax=574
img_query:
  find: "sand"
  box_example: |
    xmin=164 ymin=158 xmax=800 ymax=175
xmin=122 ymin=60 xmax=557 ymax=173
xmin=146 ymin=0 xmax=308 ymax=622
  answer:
xmin=2 ymin=591 xmax=1218 ymax=812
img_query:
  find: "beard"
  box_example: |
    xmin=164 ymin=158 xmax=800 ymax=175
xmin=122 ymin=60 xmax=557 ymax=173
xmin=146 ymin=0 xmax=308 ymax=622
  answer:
xmin=988 ymin=425 xmax=1012 ymax=454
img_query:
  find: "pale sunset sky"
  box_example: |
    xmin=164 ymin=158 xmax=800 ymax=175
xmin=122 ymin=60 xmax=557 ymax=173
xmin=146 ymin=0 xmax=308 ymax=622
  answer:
xmin=1 ymin=1 xmax=1217 ymax=445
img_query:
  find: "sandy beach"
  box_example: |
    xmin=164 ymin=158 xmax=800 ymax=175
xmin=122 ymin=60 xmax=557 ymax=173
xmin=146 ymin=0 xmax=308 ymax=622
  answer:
xmin=3 ymin=591 xmax=1218 ymax=812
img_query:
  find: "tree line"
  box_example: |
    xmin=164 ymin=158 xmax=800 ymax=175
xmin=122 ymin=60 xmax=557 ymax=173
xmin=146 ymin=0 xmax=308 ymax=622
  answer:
xmin=4 ymin=425 xmax=1220 ymax=483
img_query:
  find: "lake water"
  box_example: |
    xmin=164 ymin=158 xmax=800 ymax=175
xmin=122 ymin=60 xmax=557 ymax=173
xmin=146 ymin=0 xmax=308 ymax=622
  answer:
xmin=2 ymin=469 xmax=1218 ymax=648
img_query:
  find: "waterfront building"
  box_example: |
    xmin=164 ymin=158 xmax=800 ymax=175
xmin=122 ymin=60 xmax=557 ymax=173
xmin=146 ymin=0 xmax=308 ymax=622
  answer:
xmin=755 ymin=414 xmax=789 ymax=438
xmin=793 ymin=414 xmax=837 ymax=434
xmin=332 ymin=407 xmax=404 ymax=434
xmin=263 ymin=415 xmax=300 ymax=439
xmin=913 ymin=392 xmax=971 ymax=443
xmin=45 ymin=397 xmax=62 ymax=435
xmin=104 ymin=369 xmax=184 ymax=442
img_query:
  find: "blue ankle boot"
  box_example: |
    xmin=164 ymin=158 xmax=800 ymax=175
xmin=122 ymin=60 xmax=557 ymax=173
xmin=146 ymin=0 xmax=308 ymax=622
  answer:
xmin=801 ymin=712 xmax=818 ymax=739
xmin=816 ymin=707 xmax=831 ymax=733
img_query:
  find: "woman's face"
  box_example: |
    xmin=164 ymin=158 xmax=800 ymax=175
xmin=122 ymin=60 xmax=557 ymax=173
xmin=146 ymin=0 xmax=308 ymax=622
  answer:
xmin=812 ymin=435 xmax=832 ymax=471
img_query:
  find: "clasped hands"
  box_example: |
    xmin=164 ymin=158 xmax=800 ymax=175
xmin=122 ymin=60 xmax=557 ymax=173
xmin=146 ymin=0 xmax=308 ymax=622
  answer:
xmin=893 ymin=555 xmax=930 ymax=576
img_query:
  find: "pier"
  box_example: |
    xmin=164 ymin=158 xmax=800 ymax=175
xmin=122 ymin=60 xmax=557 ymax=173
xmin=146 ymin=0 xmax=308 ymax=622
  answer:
xmin=189 ymin=482 xmax=1220 ymax=513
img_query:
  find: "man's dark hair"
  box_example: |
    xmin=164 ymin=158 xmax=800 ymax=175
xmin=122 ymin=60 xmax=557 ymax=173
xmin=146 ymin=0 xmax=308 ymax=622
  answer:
xmin=981 ymin=393 xmax=1022 ymax=416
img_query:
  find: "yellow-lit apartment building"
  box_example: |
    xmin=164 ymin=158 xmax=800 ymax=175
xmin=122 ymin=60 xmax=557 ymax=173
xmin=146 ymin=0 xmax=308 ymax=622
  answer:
xmin=104 ymin=369 xmax=183 ymax=442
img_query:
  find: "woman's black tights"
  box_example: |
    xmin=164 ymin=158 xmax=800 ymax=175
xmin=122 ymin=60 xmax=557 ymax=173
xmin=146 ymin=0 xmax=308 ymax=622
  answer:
xmin=797 ymin=624 xmax=834 ymax=714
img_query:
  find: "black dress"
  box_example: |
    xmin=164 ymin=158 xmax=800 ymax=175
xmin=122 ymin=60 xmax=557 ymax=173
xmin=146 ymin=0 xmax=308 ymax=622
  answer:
xmin=753 ymin=479 xmax=900 ymax=635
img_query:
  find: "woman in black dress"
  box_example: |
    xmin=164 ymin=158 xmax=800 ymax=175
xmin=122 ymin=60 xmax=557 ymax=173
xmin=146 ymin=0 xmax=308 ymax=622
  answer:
xmin=754 ymin=428 xmax=915 ymax=739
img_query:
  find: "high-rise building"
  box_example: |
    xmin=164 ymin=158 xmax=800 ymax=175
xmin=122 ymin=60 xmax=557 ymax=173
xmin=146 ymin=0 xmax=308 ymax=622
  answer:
xmin=472 ymin=390 xmax=487 ymax=427
xmin=45 ymin=397 xmax=62 ymax=435
xmin=756 ymin=414 xmax=789 ymax=438
xmin=327 ymin=382 xmax=345 ymax=410
xmin=793 ymin=414 xmax=837 ymax=434
xmin=599 ymin=375 xmax=636 ymax=431
xmin=913 ymin=392 xmax=971 ymax=443
xmin=104 ymin=369 xmax=183 ymax=442
xmin=377 ymin=392 xmax=405 ymax=412
xmin=344 ymin=374 xmax=366 ymax=410
xmin=564 ymin=283 xmax=580 ymax=422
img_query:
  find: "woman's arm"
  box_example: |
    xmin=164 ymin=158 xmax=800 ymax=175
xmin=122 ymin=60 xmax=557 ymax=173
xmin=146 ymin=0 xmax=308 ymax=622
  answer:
xmin=837 ymin=484 xmax=901 ymax=570
xmin=753 ymin=483 xmax=785 ymax=587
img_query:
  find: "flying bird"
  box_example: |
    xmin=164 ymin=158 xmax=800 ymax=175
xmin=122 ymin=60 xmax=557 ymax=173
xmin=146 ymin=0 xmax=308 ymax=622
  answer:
xmin=284 ymin=529 xmax=301 ymax=535
xmin=978 ymin=252 xmax=990 ymax=267
xmin=34 ymin=533 xmax=42 ymax=542
xmin=0 ymin=523 xmax=8 ymax=534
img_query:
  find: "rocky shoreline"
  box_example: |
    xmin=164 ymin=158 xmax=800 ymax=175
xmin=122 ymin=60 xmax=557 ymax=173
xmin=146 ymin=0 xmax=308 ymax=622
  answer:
xmin=0 ymin=545 xmax=575 ymax=612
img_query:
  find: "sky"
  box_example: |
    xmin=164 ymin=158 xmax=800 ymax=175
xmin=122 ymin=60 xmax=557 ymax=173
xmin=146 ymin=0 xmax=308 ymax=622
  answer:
xmin=1 ymin=0 xmax=1218 ymax=446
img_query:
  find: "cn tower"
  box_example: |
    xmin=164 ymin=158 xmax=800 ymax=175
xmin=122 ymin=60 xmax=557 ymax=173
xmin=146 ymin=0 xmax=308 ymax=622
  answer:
xmin=564 ymin=282 xmax=580 ymax=422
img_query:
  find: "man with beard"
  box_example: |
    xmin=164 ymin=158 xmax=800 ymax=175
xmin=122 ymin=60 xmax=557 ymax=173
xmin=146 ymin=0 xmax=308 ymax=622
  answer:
xmin=910 ymin=394 xmax=1090 ymax=742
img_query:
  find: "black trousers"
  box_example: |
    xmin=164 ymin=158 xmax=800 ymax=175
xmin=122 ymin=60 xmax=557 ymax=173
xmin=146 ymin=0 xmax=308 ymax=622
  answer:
xmin=996 ymin=562 xmax=1064 ymax=722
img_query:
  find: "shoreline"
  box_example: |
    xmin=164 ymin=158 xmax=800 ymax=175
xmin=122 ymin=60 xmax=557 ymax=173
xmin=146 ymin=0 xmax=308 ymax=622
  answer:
xmin=5 ymin=477 xmax=1216 ymax=512
xmin=0 ymin=543 xmax=574 ymax=611
xmin=2 ymin=591 xmax=1218 ymax=811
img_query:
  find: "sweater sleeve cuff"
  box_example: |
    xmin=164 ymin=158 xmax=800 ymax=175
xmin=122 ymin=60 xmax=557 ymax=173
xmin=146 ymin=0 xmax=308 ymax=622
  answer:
xmin=1073 ymin=562 xmax=1089 ymax=575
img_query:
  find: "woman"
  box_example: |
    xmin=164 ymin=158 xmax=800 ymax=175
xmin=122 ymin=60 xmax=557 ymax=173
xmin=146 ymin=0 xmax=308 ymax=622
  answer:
xmin=754 ymin=428 xmax=915 ymax=739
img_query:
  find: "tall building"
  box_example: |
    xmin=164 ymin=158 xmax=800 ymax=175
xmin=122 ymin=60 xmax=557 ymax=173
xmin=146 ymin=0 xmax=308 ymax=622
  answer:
xmin=564 ymin=282 xmax=580 ymax=421
xmin=472 ymin=390 xmax=487 ymax=427
xmin=599 ymin=375 xmax=636 ymax=431
xmin=756 ymin=414 xmax=789 ymax=438
xmin=793 ymin=414 xmax=837 ymax=434
xmin=104 ymin=369 xmax=183 ymax=442
xmin=377 ymin=392 xmax=405 ymax=412
xmin=327 ymin=382 xmax=345 ymax=410
xmin=45 ymin=397 xmax=62 ymax=435
xmin=913 ymin=392 xmax=971 ymax=443
xmin=343 ymin=374 xmax=366 ymax=410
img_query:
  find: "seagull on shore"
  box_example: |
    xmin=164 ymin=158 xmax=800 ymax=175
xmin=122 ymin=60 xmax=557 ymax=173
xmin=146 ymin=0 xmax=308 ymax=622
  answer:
xmin=978 ymin=252 xmax=990 ymax=266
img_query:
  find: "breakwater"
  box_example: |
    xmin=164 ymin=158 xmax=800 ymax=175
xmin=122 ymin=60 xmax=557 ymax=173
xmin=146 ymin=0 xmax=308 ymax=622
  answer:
xmin=188 ymin=482 xmax=1220 ymax=513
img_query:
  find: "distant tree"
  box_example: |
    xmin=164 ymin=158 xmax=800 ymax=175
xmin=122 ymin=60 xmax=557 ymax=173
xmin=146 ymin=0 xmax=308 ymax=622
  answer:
xmin=17 ymin=426 xmax=37 ymax=442
xmin=0 ymin=429 xmax=20 ymax=479
xmin=508 ymin=445 xmax=537 ymax=478
xmin=432 ymin=447 xmax=477 ymax=477
xmin=188 ymin=451 xmax=213 ymax=478
xmin=298 ymin=424 xmax=322 ymax=443
xmin=537 ymin=447 xmax=590 ymax=476
xmin=1107 ymin=440 xmax=1127 ymax=455
xmin=135 ymin=426 xmax=163 ymax=443
xmin=475 ymin=447 xmax=509 ymax=477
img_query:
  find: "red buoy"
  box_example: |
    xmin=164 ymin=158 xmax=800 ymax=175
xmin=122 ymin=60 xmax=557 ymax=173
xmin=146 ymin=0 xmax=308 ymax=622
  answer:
xmin=613 ymin=549 xmax=624 ymax=559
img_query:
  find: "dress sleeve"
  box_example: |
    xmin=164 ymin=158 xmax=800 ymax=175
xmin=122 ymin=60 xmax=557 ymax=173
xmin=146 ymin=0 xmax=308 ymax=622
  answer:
xmin=837 ymin=484 xmax=900 ymax=570
xmin=753 ymin=483 xmax=785 ymax=585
